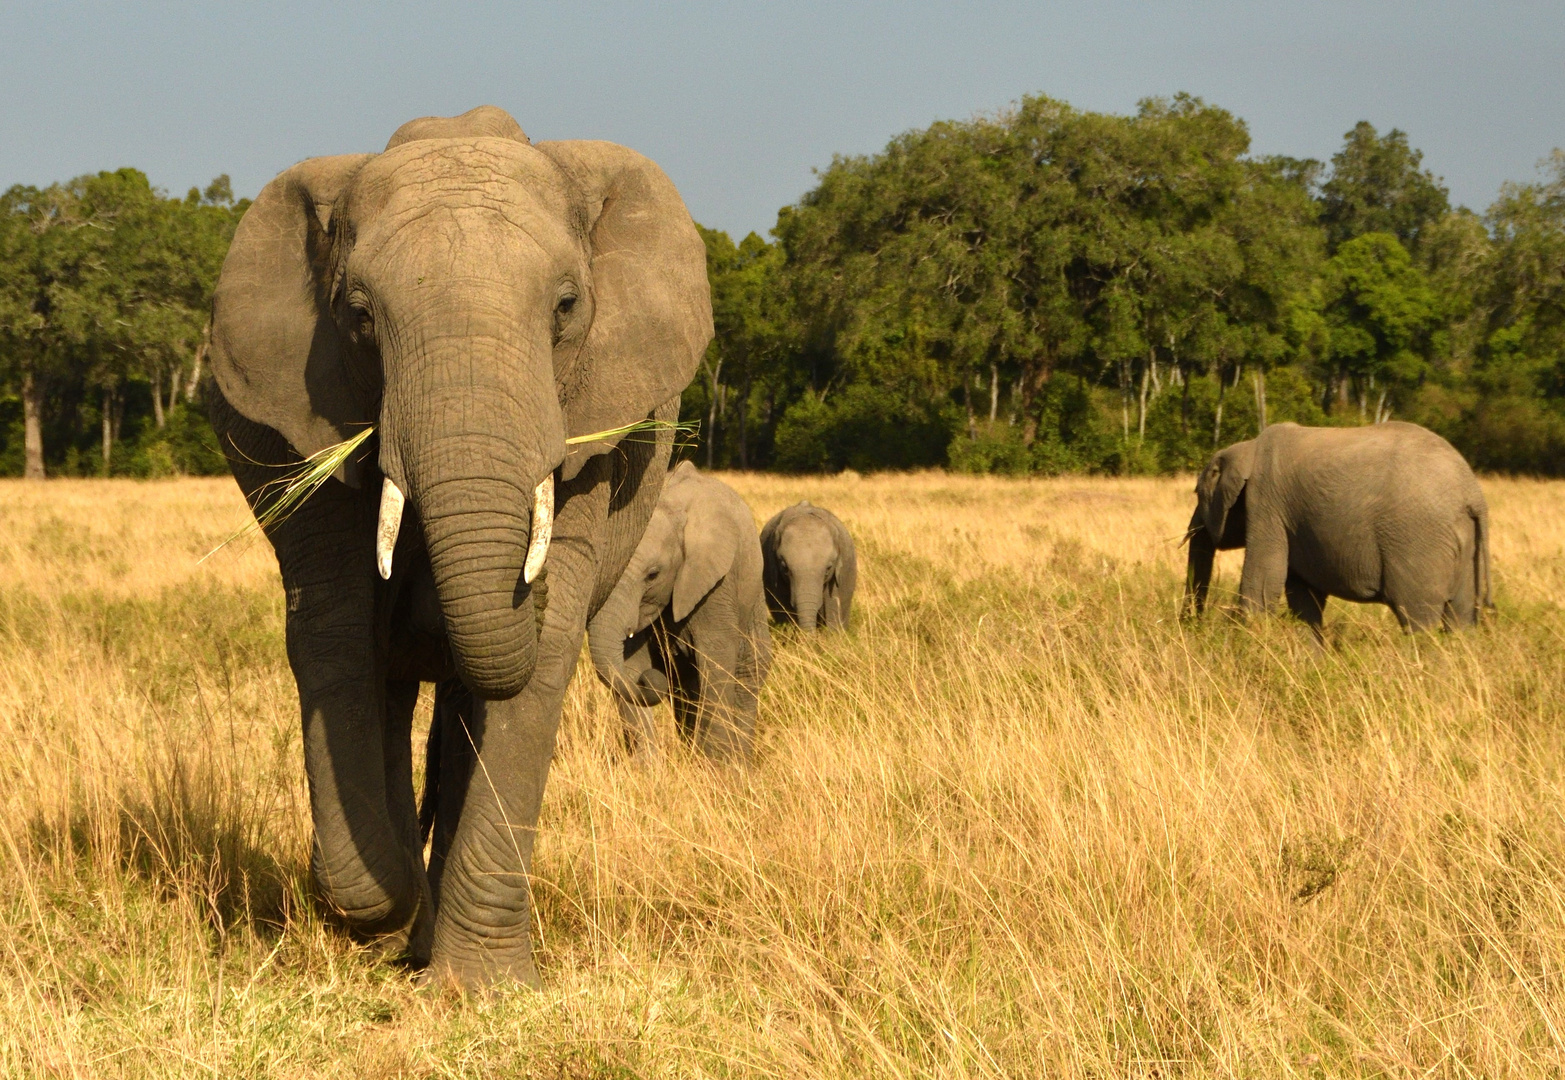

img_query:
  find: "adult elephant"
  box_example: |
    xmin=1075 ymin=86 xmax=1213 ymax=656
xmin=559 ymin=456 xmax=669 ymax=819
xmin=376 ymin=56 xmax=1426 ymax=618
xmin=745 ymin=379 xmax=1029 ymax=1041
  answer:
xmin=1183 ymin=421 xmax=1490 ymax=634
xmin=206 ymin=106 xmax=710 ymax=988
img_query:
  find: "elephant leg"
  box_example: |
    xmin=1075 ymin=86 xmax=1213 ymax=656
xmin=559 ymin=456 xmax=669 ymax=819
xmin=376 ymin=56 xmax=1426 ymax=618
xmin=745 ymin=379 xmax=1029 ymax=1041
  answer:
xmin=668 ymin=646 xmax=701 ymax=746
xmin=1284 ymin=573 xmax=1327 ymax=645
xmin=214 ymin=385 xmax=421 ymax=952
xmin=1385 ymin=551 xmax=1454 ymax=633
xmin=282 ymin=521 xmax=425 ymax=951
xmin=425 ymin=678 xmax=477 ymax=910
xmin=822 ymin=585 xmax=844 ymax=630
xmin=1443 ymin=520 xmax=1479 ymax=630
xmin=383 ymin=679 xmax=434 ymax=963
xmin=618 ymin=697 xmax=662 ymax=760
xmin=689 ymin=591 xmax=751 ymax=764
xmin=1237 ymin=520 xmax=1289 ymax=614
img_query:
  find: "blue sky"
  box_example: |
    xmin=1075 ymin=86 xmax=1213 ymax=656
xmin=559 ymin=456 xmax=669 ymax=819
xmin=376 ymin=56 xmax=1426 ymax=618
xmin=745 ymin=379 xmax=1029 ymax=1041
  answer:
xmin=2 ymin=1 xmax=1562 ymax=238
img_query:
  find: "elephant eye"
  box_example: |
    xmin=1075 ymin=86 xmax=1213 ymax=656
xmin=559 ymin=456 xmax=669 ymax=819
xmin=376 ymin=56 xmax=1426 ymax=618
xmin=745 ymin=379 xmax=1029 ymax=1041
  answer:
xmin=348 ymin=304 xmax=373 ymax=337
xmin=645 ymin=568 xmax=660 ymax=581
xmin=556 ymin=294 xmax=576 ymax=315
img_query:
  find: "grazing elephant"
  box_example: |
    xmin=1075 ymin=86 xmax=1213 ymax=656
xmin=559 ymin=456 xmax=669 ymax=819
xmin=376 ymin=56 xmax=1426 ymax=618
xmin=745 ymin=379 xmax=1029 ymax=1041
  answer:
xmin=206 ymin=106 xmax=710 ymax=987
xmin=1184 ymin=421 xmax=1490 ymax=634
xmin=586 ymin=462 xmax=771 ymax=764
xmin=760 ymin=501 xmax=856 ymax=632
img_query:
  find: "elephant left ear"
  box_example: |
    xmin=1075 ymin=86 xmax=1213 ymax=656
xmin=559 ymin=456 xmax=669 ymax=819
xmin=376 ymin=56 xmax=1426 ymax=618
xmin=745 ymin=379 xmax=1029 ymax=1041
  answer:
xmin=536 ymin=140 xmax=713 ymax=481
xmin=673 ymin=494 xmax=740 ymax=622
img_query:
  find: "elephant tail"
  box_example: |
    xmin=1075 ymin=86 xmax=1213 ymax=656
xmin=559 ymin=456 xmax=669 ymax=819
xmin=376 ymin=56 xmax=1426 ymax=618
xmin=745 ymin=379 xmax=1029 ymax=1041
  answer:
xmin=1472 ymin=507 xmax=1493 ymax=621
xmin=418 ymin=709 xmax=441 ymax=847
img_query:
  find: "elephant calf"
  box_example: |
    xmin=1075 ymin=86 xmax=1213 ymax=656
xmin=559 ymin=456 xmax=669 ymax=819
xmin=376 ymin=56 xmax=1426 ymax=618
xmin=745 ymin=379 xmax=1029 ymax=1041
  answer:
xmin=1185 ymin=421 xmax=1490 ymax=634
xmin=760 ymin=501 xmax=857 ymax=632
xmin=588 ymin=462 xmax=772 ymax=763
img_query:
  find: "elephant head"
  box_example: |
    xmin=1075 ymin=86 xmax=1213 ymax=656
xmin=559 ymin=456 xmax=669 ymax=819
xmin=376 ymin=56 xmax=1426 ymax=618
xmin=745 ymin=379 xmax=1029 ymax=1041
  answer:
xmin=1184 ymin=439 xmax=1255 ymax=616
xmin=771 ymin=505 xmax=841 ymax=632
xmin=588 ymin=463 xmax=741 ymax=703
xmin=209 ymin=107 xmax=710 ymax=699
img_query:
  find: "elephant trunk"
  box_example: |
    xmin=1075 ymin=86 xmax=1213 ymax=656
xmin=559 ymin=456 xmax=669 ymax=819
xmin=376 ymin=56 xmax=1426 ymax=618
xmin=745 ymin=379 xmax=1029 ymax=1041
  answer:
xmin=588 ymin=577 xmax=665 ymax=706
xmin=792 ymin=575 xmax=824 ymax=633
xmin=388 ymin=330 xmax=563 ymax=700
xmin=1184 ymin=508 xmax=1215 ymax=619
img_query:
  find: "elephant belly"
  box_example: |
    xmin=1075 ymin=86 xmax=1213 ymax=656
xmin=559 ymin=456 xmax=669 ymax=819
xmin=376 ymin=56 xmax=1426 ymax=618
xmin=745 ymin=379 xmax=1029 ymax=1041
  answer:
xmin=1287 ymin=526 xmax=1380 ymax=603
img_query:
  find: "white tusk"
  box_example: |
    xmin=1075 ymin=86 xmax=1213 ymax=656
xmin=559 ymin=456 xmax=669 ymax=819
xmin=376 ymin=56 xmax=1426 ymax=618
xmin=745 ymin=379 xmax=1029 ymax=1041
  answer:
xmin=524 ymin=475 xmax=553 ymax=584
xmin=376 ymin=478 xmax=404 ymax=580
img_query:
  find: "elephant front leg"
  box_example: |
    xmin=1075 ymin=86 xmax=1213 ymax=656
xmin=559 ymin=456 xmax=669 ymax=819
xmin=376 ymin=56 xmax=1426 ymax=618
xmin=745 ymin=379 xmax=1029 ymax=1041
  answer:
xmin=1237 ymin=520 xmax=1289 ymax=615
xmin=822 ymin=584 xmax=844 ymax=630
xmin=425 ymin=678 xmax=477 ymax=910
xmin=424 ymin=678 xmax=566 ymax=988
xmin=296 ymin=669 xmax=426 ymax=952
xmin=689 ymin=593 xmax=752 ymax=765
xmin=618 ymin=698 xmax=662 ymax=761
xmin=1284 ymin=573 xmax=1328 ymax=645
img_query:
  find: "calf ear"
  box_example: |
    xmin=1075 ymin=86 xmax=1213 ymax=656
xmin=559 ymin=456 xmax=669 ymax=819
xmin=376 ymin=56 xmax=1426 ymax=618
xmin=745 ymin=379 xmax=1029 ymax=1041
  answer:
xmin=208 ymin=154 xmax=375 ymax=471
xmin=673 ymin=498 xmax=741 ymax=622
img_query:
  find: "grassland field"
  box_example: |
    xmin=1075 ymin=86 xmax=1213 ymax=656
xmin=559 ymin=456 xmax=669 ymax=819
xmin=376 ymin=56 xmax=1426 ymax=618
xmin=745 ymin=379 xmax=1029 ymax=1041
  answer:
xmin=1 ymin=471 xmax=1564 ymax=1078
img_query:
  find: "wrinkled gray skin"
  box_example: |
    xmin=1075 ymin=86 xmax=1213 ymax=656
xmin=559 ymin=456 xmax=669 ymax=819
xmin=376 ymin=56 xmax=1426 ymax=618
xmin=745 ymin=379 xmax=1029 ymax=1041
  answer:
xmin=206 ymin=107 xmax=710 ymax=988
xmin=587 ymin=462 xmax=772 ymax=764
xmin=1184 ymin=422 xmax=1490 ymax=636
xmin=760 ymin=501 xmax=856 ymax=632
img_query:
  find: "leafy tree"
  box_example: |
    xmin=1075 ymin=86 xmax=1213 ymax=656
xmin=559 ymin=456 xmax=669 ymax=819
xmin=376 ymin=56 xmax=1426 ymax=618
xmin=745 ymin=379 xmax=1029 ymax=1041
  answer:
xmin=1319 ymin=122 xmax=1450 ymax=252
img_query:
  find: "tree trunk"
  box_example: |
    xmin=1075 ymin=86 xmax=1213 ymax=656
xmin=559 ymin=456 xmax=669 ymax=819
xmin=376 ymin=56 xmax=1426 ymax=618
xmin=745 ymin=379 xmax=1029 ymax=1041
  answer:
xmin=1179 ymin=362 xmax=1191 ymax=437
xmin=167 ymin=361 xmax=180 ymax=416
xmin=704 ymin=358 xmax=722 ymax=469
xmin=989 ymin=362 xmax=999 ymax=422
xmin=964 ymin=371 xmax=975 ymax=438
xmin=1017 ymin=352 xmax=1052 ymax=446
xmin=22 ymin=370 xmax=44 ymax=480
xmin=101 ymin=386 xmax=113 ymax=475
xmin=185 ymin=327 xmax=208 ymax=401
xmin=152 ymin=367 xmax=166 ymax=429
xmin=1137 ymin=360 xmax=1150 ymax=443
xmin=738 ymin=371 xmax=750 ymax=469
xmin=1213 ymin=362 xmax=1227 ymax=448
xmin=1120 ymin=360 xmax=1131 ymax=443
xmin=1253 ymin=370 xmax=1268 ymax=431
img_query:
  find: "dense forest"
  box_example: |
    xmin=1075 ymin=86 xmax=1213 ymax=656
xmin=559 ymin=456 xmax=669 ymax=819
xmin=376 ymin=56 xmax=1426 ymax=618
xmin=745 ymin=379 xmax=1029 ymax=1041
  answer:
xmin=0 ymin=170 xmax=243 ymax=477
xmin=688 ymin=96 xmax=1565 ymax=475
xmin=2 ymin=94 xmax=1562 ymax=477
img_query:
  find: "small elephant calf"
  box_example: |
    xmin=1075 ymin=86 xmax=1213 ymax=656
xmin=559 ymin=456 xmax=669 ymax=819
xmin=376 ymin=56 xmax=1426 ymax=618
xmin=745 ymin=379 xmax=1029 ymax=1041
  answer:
xmin=588 ymin=461 xmax=771 ymax=763
xmin=760 ymin=501 xmax=857 ymax=632
xmin=1185 ymin=421 xmax=1490 ymax=635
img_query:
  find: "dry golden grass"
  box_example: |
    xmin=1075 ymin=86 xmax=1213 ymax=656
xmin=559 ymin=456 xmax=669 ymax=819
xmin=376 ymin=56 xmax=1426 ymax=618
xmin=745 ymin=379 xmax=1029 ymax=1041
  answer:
xmin=1 ymin=471 xmax=1563 ymax=1077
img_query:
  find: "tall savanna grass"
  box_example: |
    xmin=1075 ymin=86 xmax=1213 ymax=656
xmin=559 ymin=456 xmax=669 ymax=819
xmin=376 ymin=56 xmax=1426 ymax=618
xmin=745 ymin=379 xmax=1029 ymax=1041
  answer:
xmin=0 ymin=472 xmax=1562 ymax=1076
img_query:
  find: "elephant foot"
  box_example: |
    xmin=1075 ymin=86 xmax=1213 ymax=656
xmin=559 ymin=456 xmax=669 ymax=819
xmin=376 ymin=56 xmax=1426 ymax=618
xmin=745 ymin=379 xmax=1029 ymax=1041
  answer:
xmin=418 ymin=946 xmax=540 ymax=992
xmin=315 ymin=873 xmax=433 ymax=968
xmin=340 ymin=901 xmax=433 ymax=969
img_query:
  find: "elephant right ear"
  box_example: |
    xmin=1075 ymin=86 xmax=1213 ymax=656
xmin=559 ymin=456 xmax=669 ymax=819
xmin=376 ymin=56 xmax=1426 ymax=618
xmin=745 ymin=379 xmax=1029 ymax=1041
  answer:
xmin=209 ymin=154 xmax=376 ymax=472
xmin=1206 ymin=441 xmax=1255 ymax=542
xmin=673 ymin=494 xmax=741 ymax=622
xmin=536 ymin=141 xmax=712 ymax=481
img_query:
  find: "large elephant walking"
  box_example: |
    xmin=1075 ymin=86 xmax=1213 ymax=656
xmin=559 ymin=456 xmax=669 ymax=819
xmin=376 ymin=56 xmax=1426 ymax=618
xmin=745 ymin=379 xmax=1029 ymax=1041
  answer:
xmin=1184 ymin=421 xmax=1490 ymax=634
xmin=207 ymin=107 xmax=710 ymax=987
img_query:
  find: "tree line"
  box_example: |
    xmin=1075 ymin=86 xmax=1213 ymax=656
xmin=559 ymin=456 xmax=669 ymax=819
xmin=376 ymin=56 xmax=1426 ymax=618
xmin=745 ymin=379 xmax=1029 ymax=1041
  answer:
xmin=0 ymin=170 xmax=243 ymax=477
xmin=1 ymin=94 xmax=1561 ymax=477
xmin=686 ymin=95 xmax=1565 ymax=475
